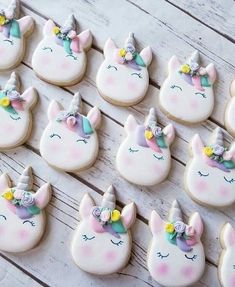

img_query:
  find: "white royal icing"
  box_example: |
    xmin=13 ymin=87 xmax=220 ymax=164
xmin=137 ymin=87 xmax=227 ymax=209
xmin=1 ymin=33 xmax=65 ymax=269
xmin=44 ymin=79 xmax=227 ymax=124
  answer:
xmin=225 ymin=79 xmax=235 ymax=137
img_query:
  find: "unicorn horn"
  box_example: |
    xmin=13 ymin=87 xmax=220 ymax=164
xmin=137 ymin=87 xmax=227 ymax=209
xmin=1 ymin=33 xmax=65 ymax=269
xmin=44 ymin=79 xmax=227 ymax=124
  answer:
xmin=4 ymin=0 xmax=20 ymax=20
xmin=188 ymin=50 xmax=200 ymax=64
xmin=210 ymin=127 xmax=224 ymax=147
xmin=101 ymin=185 xmax=116 ymax=210
xmin=17 ymin=166 xmax=33 ymax=191
xmin=69 ymin=92 xmax=82 ymax=115
xmin=4 ymin=72 xmax=20 ymax=92
xmin=168 ymin=200 xmax=183 ymax=222
xmin=124 ymin=32 xmax=135 ymax=53
xmin=61 ymin=14 xmax=76 ymax=34
xmin=145 ymin=107 xmax=157 ymax=127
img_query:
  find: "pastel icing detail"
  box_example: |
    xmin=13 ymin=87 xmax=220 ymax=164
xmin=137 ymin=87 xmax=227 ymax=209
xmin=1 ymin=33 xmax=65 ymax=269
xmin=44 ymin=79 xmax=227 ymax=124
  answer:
xmin=225 ymin=79 xmax=235 ymax=137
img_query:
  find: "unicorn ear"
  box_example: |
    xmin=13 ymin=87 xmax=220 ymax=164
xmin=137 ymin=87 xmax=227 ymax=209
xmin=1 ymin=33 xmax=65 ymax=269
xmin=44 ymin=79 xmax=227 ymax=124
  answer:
xmin=206 ymin=63 xmax=216 ymax=84
xmin=87 ymin=106 xmax=101 ymax=129
xmin=221 ymin=223 xmax=235 ymax=249
xmin=34 ymin=183 xmax=52 ymax=209
xmin=121 ymin=202 xmax=136 ymax=229
xmin=224 ymin=142 xmax=235 ymax=162
xmin=168 ymin=55 xmax=181 ymax=72
xmin=163 ymin=124 xmax=175 ymax=146
xmin=43 ymin=19 xmax=56 ymax=37
xmin=139 ymin=46 xmax=152 ymax=67
xmin=104 ymin=38 xmax=118 ymax=58
xmin=191 ymin=134 xmax=204 ymax=157
xmin=48 ymin=100 xmax=63 ymax=121
xmin=149 ymin=210 xmax=164 ymax=235
xmin=77 ymin=29 xmax=92 ymax=51
xmin=18 ymin=16 xmax=34 ymax=36
xmin=230 ymin=79 xmax=235 ymax=98
xmin=189 ymin=212 xmax=203 ymax=239
xmin=21 ymin=87 xmax=38 ymax=110
xmin=79 ymin=193 xmax=95 ymax=219
xmin=0 ymin=174 xmax=11 ymax=194
xmin=124 ymin=115 xmax=138 ymax=134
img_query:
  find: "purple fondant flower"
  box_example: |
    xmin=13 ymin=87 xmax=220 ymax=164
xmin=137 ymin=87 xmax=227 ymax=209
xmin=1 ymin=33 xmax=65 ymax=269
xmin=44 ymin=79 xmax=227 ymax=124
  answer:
xmin=174 ymin=221 xmax=186 ymax=233
xmin=212 ymin=144 xmax=224 ymax=156
xmin=20 ymin=191 xmax=35 ymax=207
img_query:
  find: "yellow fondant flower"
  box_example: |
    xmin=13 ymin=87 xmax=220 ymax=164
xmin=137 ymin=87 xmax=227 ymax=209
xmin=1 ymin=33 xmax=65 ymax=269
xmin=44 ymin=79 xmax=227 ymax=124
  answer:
xmin=111 ymin=209 xmax=121 ymax=222
xmin=180 ymin=64 xmax=191 ymax=74
xmin=165 ymin=222 xmax=175 ymax=233
xmin=2 ymin=189 xmax=14 ymax=201
xmin=203 ymin=146 xmax=213 ymax=157
xmin=145 ymin=130 xmax=153 ymax=140
xmin=53 ymin=26 xmax=60 ymax=35
xmin=0 ymin=15 xmax=6 ymax=26
xmin=119 ymin=48 xmax=126 ymax=57
xmin=0 ymin=97 xmax=10 ymax=107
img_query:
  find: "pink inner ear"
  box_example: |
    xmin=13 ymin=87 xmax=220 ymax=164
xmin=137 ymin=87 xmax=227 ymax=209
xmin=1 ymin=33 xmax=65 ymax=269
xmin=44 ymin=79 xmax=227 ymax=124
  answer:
xmin=163 ymin=124 xmax=175 ymax=145
xmin=87 ymin=107 xmax=101 ymax=129
xmin=227 ymin=227 xmax=235 ymax=247
xmin=121 ymin=203 xmax=136 ymax=229
xmin=191 ymin=134 xmax=204 ymax=156
xmin=34 ymin=184 xmax=51 ymax=209
xmin=139 ymin=46 xmax=152 ymax=66
xmin=78 ymin=30 xmax=91 ymax=50
xmin=150 ymin=211 xmax=164 ymax=235
xmin=71 ymin=37 xmax=80 ymax=53
xmin=190 ymin=213 xmax=203 ymax=239
xmin=206 ymin=63 xmax=216 ymax=84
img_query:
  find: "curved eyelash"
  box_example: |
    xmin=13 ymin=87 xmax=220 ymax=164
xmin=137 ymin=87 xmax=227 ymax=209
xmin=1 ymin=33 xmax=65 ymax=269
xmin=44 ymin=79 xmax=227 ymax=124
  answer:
xmin=185 ymin=254 xmax=197 ymax=261
xmin=198 ymin=171 xmax=209 ymax=177
xmin=82 ymin=234 xmax=95 ymax=241
xmin=129 ymin=147 xmax=139 ymax=153
xmin=131 ymin=72 xmax=142 ymax=78
xmin=157 ymin=252 xmax=169 ymax=259
xmin=66 ymin=54 xmax=78 ymax=60
xmin=153 ymin=154 xmax=164 ymax=160
xmin=0 ymin=214 xmax=6 ymax=220
xmin=50 ymin=133 xmax=61 ymax=139
xmin=110 ymin=239 xmax=124 ymax=246
xmin=224 ymin=176 xmax=235 ymax=184
xmin=23 ymin=220 xmax=35 ymax=227
xmin=77 ymin=139 xmax=88 ymax=144
xmin=107 ymin=65 xmax=117 ymax=71
xmin=3 ymin=39 xmax=13 ymax=45
xmin=42 ymin=47 xmax=53 ymax=52
xmin=10 ymin=115 xmax=21 ymax=121
xmin=195 ymin=92 xmax=207 ymax=98
xmin=170 ymin=85 xmax=182 ymax=91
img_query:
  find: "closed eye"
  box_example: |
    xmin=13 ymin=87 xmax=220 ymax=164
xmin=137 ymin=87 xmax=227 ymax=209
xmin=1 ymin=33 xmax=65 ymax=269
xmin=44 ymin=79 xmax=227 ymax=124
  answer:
xmin=23 ymin=220 xmax=35 ymax=227
xmin=3 ymin=39 xmax=13 ymax=45
xmin=129 ymin=147 xmax=139 ymax=153
xmin=107 ymin=65 xmax=117 ymax=71
xmin=50 ymin=133 xmax=61 ymax=139
xmin=157 ymin=252 xmax=169 ymax=259
xmin=195 ymin=92 xmax=207 ymax=98
xmin=77 ymin=139 xmax=87 ymax=144
xmin=198 ymin=171 xmax=209 ymax=177
xmin=0 ymin=215 xmax=6 ymax=220
xmin=224 ymin=176 xmax=235 ymax=184
xmin=82 ymin=234 xmax=95 ymax=241
xmin=10 ymin=115 xmax=21 ymax=121
xmin=153 ymin=154 xmax=164 ymax=160
xmin=110 ymin=239 xmax=124 ymax=246
xmin=170 ymin=85 xmax=182 ymax=91
xmin=42 ymin=47 xmax=53 ymax=52
xmin=131 ymin=72 xmax=142 ymax=78
xmin=233 ymin=265 xmax=235 ymax=269
xmin=185 ymin=254 xmax=197 ymax=261
xmin=66 ymin=54 xmax=77 ymax=60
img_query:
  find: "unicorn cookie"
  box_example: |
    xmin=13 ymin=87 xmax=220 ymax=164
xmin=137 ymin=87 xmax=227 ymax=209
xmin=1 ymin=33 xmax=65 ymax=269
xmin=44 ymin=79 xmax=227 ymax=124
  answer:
xmin=0 ymin=0 xmax=34 ymax=70
xmin=116 ymin=108 xmax=175 ymax=186
xmin=225 ymin=79 xmax=235 ymax=137
xmin=185 ymin=127 xmax=235 ymax=207
xmin=148 ymin=200 xmax=205 ymax=287
xmin=32 ymin=14 xmax=92 ymax=86
xmin=0 ymin=72 xmax=37 ymax=150
xmin=71 ymin=185 xmax=136 ymax=275
xmin=40 ymin=92 xmax=101 ymax=172
xmin=96 ymin=32 xmax=152 ymax=106
xmin=0 ymin=166 xmax=52 ymax=252
xmin=219 ymin=223 xmax=235 ymax=287
xmin=159 ymin=51 xmax=216 ymax=124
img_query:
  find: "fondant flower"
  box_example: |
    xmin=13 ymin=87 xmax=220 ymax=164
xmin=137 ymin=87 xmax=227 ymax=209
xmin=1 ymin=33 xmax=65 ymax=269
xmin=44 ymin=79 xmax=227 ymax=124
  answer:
xmin=53 ymin=26 xmax=60 ymax=35
xmin=203 ymin=146 xmax=213 ymax=157
xmin=119 ymin=48 xmax=126 ymax=57
xmin=0 ymin=15 xmax=6 ymax=26
xmin=212 ymin=144 xmax=225 ymax=156
xmin=165 ymin=222 xmax=175 ymax=233
xmin=2 ymin=189 xmax=14 ymax=201
xmin=180 ymin=64 xmax=191 ymax=74
xmin=145 ymin=130 xmax=154 ymax=140
xmin=111 ymin=209 xmax=121 ymax=222
xmin=189 ymin=61 xmax=199 ymax=72
xmin=153 ymin=126 xmax=163 ymax=137
xmin=0 ymin=97 xmax=10 ymax=107
xmin=125 ymin=51 xmax=133 ymax=61
xmin=100 ymin=209 xmax=111 ymax=222
xmin=174 ymin=221 xmax=186 ymax=233
xmin=20 ymin=192 xmax=35 ymax=207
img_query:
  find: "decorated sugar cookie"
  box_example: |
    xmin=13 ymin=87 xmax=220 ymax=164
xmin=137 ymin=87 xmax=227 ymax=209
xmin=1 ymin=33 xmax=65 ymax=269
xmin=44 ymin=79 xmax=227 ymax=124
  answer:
xmin=71 ymin=185 xmax=136 ymax=275
xmin=0 ymin=0 xmax=34 ymax=70
xmin=159 ymin=51 xmax=216 ymax=124
xmin=148 ymin=200 xmax=205 ymax=287
xmin=96 ymin=32 xmax=152 ymax=106
xmin=40 ymin=92 xmax=101 ymax=172
xmin=116 ymin=108 xmax=175 ymax=186
xmin=32 ymin=14 xmax=92 ymax=86
xmin=185 ymin=127 xmax=235 ymax=207
xmin=219 ymin=223 xmax=235 ymax=287
xmin=0 ymin=166 xmax=52 ymax=252
xmin=0 ymin=72 xmax=37 ymax=150
xmin=225 ymin=79 xmax=235 ymax=137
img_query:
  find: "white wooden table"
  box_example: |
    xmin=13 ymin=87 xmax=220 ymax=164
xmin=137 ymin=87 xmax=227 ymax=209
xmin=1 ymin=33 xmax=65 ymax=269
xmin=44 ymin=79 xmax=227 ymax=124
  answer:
xmin=0 ymin=0 xmax=234 ymax=286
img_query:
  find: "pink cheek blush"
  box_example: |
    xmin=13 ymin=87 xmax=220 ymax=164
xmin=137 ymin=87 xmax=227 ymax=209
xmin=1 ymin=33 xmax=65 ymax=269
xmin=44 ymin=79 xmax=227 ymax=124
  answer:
xmin=190 ymin=99 xmax=199 ymax=110
xmin=39 ymin=54 xmax=51 ymax=66
xmin=69 ymin=148 xmax=82 ymax=159
xmin=155 ymin=263 xmax=169 ymax=276
xmin=127 ymin=79 xmax=138 ymax=92
xmin=49 ymin=142 xmax=61 ymax=152
xmin=0 ymin=47 xmax=5 ymax=55
xmin=122 ymin=154 xmax=134 ymax=166
xmin=105 ymin=75 xmax=115 ymax=86
xmin=60 ymin=61 xmax=72 ymax=70
xmin=104 ymin=250 xmax=117 ymax=262
xmin=170 ymin=94 xmax=178 ymax=104
xmin=219 ymin=186 xmax=230 ymax=197
xmin=4 ymin=123 xmax=15 ymax=133
xmin=152 ymin=163 xmax=163 ymax=175
xmin=194 ymin=179 xmax=208 ymax=193
xmin=18 ymin=229 xmax=30 ymax=240
xmin=181 ymin=265 xmax=194 ymax=278
xmin=0 ymin=225 xmax=5 ymax=235
xmin=229 ymin=274 xmax=235 ymax=287
xmin=80 ymin=245 xmax=93 ymax=257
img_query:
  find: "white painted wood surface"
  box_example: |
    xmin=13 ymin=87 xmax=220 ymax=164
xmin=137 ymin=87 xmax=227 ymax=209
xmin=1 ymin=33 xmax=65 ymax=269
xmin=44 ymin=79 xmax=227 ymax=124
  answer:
xmin=0 ymin=0 xmax=234 ymax=286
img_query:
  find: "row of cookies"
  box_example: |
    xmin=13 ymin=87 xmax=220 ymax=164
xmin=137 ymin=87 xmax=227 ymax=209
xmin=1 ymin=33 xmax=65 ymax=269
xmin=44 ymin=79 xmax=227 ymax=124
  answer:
xmin=0 ymin=169 xmax=233 ymax=287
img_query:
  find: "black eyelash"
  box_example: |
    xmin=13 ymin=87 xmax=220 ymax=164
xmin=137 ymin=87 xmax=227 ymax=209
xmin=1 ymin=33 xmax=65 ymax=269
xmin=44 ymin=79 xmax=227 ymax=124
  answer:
xmin=10 ymin=115 xmax=21 ymax=121
xmin=198 ymin=171 xmax=209 ymax=177
xmin=42 ymin=47 xmax=53 ymax=52
xmin=0 ymin=214 xmax=6 ymax=220
xmin=3 ymin=39 xmax=13 ymax=45
xmin=224 ymin=176 xmax=235 ymax=184
xmin=131 ymin=72 xmax=142 ymax=78
xmin=66 ymin=54 xmax=78 ymax=60
xmin=185 ymin=254 xmax=197 ymax=261
xmin=157 ymin=252 xmax=169 ymax=259
xmin=50 ymin=133 xmax=61 ymax=139
xmin=110 ymin=239 xmax=124 ymax=246
xmin=195 ymin=92 xmax=207 ymax=98
xmin=77 ymin=139 xmax=88 ymax=144
xmin=107 ymin=65 xmax=117 ymax=71
xmin=129 ymin=147 xmax=139 ymax=153
xmin=233 ymin=265 xmax=235 ymax=269
xmin=153 ymin=154 xmax=164 ymax=160
xmin=82 ymin=234 xmax=95 ymax=241
xmin=23 ymin=220 xmax=35 ymax=227
xmin=170 ymin=85 xmax=182 ymax=91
